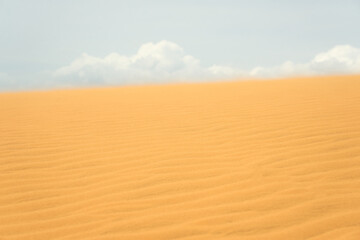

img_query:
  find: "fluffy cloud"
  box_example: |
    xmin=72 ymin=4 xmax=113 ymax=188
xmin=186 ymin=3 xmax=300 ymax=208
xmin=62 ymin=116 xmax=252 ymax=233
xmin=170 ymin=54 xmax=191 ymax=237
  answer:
xmin=250 ymin=45 xmax=360 ymax=78
xmin=54 ymin=42 xmax=360 ymax=87
xmin=54 ymin=40 xmax=252 ymax=87
xmin=54 ymin=40 xmax=227 ymax=86
xmin=309 ymin=45 xmax=360 ymax=74
xmin=1 ymin=42 xmax=357 ymax=91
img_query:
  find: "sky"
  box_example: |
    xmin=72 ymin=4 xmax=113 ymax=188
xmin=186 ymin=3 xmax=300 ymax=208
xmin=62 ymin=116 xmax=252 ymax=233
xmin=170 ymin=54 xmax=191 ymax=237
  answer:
xmin=1 ymin=0 xmax=360 ymax=91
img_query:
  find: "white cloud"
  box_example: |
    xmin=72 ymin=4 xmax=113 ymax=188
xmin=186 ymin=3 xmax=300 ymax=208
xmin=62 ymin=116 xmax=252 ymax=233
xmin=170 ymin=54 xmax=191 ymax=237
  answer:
xmin=54 ymin=42 xmax=360 ymax=87
xmin=309 ymin=45 xmax=360 ymax=74
xmin=55 ymin=41 xmax=203 ymax=85
xmin=54 ymin=40 xmax=247 ymax=86
xmin=250 ymin=45 xmax=360 ymax=78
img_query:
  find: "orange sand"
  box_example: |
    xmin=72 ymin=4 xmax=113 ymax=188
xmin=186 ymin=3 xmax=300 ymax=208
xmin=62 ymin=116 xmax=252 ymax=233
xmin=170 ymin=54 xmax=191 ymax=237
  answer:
xmin=1 ymin=75 xmax=360 ymax=239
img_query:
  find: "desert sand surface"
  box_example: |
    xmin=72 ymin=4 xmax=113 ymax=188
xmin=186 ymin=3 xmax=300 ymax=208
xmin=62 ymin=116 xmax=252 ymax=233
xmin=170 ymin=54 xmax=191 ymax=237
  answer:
xmin=1 ymin=75 xmax=360 ymax=240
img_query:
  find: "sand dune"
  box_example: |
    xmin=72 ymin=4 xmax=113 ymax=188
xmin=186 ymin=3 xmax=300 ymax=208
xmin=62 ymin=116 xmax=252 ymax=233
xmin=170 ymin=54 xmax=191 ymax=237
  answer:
xmin=1 ymin=75 xmax=360 ymax=239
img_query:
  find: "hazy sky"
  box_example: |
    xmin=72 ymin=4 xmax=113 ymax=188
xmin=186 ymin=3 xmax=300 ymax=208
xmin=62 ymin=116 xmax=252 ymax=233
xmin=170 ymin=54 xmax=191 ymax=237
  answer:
xmin=1 ymin=0 xmax=360 ymax=91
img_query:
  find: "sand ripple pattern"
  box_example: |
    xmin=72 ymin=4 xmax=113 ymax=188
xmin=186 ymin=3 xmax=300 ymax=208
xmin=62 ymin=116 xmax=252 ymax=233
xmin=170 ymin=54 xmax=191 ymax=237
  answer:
xmin=1 ymin=76 xmax=360 ymax=239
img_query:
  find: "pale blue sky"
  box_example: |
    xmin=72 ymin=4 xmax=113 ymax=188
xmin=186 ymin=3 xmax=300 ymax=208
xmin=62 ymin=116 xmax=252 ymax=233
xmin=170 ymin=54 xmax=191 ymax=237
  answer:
xmin=1 ymin=0 xmax=360 ymax=91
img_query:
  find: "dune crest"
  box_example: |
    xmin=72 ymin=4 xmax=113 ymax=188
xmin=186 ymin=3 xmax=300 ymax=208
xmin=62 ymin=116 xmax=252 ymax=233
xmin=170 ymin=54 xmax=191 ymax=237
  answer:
xmin=1 ymin=75 xmax=360 ymax=239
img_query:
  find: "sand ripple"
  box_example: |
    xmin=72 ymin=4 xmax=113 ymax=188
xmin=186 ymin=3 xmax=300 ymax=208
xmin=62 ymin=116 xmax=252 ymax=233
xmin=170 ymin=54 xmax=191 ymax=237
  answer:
xmin=1 ymin=76 xmax=360 ymax=239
